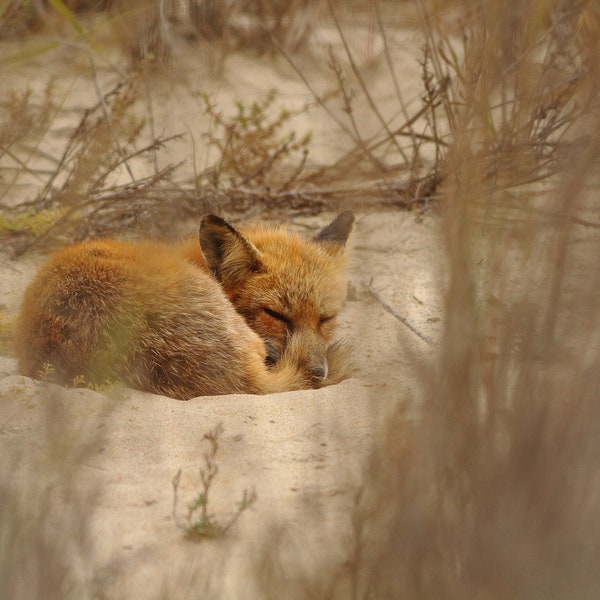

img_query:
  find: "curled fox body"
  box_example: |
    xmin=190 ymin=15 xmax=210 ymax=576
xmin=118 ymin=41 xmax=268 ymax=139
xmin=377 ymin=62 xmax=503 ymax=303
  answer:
xmin=14 ymin=212 xmax=354 ymax=399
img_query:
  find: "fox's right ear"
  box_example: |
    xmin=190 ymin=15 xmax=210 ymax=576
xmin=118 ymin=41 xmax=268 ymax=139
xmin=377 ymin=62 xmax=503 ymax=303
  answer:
xmin=199 ymin=215 xmax=263 ymax=285
xmin=314 ymin=210 xmax=355 ymax=253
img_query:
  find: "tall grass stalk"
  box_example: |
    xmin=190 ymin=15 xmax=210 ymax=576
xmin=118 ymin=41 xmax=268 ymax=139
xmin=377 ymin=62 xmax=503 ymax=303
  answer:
xmin=257 ymin=0 xmax=600 ymax=597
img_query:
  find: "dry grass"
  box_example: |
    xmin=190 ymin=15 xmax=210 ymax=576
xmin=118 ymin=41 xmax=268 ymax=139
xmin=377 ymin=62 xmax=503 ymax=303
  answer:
xmin=172 ymin=423 xmax=257 ymax=540
xmin=0 ymin=1 xmax=444 ymax=255
xmin=0 ymin=386 xmax=112 ymax=599
xmin=0 ymin=0 xmax=452 ymax=235
xmin=2 ymin=0 xmax=600 ymax=597
xmin=0 ymin=78 xmax=196 ymax=257
xmin=0 ymin=1 xmax=325 ymax=64
xmin=253 ymin=1 xmax=600 ymax=597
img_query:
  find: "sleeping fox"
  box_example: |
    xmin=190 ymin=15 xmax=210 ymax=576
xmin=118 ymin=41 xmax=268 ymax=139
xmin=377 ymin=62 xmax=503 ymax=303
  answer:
xmin=14 ymin=212 xmax=354 ymax=399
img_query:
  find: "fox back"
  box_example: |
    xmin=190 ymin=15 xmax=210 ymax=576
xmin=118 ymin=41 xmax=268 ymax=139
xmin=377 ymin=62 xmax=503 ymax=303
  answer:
xmin=14 ymin=212 xmax=354 ymax=399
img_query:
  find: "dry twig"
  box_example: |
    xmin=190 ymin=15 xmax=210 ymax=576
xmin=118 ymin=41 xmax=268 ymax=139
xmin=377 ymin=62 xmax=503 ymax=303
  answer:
xmin=365 ymin=281 xmax=434 ymax=346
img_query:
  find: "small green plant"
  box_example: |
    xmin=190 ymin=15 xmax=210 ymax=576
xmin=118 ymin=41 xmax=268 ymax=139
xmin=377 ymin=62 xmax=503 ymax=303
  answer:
xmin=70 ymin=373 xmax=114 ymax=392
xmin=1 ymin=78 xmax=186 ymax=257
xmin=0 ymin=307 xmax=15 ymax=355
xmin=36 ymin=361 xmax=56 ymax=381
xmin=0 ymin=207 xmax=70 ymax=236
xmin=200 ymin=89 xmax=312 ymax=191
xmin=34 ymin=363 xmax=112 ymax=392
xmin=172 ymin=423 xmax=256 ymax=540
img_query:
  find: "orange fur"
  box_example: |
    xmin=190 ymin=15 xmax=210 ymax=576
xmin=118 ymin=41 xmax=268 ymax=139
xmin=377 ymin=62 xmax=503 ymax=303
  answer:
xmin=14 ymin=212 xmax=354 ymax=399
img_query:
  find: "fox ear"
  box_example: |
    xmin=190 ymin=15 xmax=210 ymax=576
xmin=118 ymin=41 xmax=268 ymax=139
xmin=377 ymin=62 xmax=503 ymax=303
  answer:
xmin=199 ymin=215 xmax=262 ymax=285
xmin=314 ymin=211 xmax=355 ymax=253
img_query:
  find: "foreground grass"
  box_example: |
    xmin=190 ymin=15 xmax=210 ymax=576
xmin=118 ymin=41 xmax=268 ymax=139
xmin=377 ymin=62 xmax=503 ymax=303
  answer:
xmin=1 ymin=0 xmax=600 ymax=598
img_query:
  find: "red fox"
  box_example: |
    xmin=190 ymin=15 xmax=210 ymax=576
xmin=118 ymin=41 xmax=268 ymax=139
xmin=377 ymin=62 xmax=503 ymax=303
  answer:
xmin=14 ymin=212 xmax=354 ymax=399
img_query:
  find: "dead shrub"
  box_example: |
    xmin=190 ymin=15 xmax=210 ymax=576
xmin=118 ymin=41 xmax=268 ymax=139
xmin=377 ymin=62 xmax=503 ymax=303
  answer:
xmin=254 ymin=1 xmax=600 ymax=597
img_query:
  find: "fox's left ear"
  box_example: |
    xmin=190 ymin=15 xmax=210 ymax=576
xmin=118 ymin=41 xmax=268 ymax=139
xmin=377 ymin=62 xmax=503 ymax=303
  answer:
xmin=199 ymin=215 xmax=263 ymax=285
xmin=314 ymin=211 xmax=355 ymax=253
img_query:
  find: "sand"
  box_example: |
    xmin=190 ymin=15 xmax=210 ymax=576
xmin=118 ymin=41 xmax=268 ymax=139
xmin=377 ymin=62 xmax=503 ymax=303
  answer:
xmin=0 ymin=207 xmax=444 ymax=596
xmin=0 ymin=13 xmax=446 ymax=596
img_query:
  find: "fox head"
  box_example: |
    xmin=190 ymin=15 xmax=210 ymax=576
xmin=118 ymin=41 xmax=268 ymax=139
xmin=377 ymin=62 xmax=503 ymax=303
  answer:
xmin=199 ymin=212 xmax=354 ymax=386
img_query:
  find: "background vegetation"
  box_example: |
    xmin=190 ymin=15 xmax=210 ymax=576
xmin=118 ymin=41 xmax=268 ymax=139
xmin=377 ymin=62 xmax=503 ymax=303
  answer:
xmin=1 ymin=0 xmax=445 ymax=256
xmin=2 ymin=0 xmax=600 ymax=597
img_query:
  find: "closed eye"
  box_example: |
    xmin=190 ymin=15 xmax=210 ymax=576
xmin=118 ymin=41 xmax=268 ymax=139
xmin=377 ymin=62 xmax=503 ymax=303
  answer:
xmin=263 ymin=307 xmax=290 ymax=325
xmin=319 ymin=315 xmax=335 ymax=325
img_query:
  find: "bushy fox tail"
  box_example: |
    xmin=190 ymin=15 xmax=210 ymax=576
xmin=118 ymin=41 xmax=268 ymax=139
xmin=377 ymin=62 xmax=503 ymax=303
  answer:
xmin=320 ymin=338 xmax=354 ymax=387
xmin=255 ymin=335 xmax=353 ymax=394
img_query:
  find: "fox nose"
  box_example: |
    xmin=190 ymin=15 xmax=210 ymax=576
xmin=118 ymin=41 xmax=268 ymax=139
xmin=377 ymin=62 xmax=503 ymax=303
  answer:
xmin=309 ymin=361 xmax=328 ymax=383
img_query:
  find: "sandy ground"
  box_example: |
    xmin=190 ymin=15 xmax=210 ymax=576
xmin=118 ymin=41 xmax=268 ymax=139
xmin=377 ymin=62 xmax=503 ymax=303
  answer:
xmin=0 ymin=14 xmax=447 ymax=596
xmin=0 ymin=208 xmax=444 ymax=597
xmin=0 ymin=205 xmax=441 ymax=598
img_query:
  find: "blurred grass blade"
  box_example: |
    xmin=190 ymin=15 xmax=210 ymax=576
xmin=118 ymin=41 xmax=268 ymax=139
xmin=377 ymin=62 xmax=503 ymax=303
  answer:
xmin=47 ymin=0 xmax=102 ymax=55
xmin=0 ymin=3 xmax=118 ymax=65
xmin=0 ymin=0 xmax=12 ymax=20
xmin=48 ymin=0 xmax=87 ymax=38
xmin=0 ymin=41 xmax=61 ymax=65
